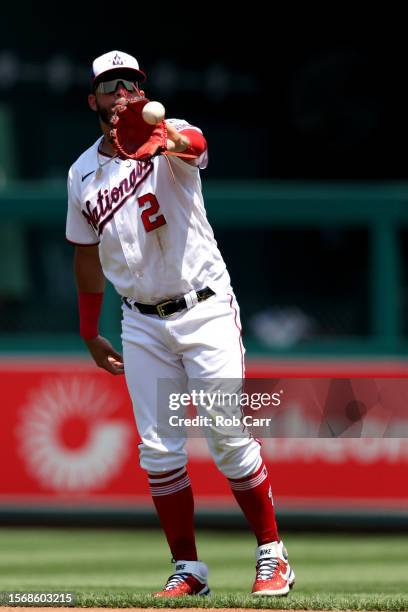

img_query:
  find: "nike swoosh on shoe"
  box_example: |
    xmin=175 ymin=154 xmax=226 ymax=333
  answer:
xmin=279 ymin=565 xmax=291 ymax=580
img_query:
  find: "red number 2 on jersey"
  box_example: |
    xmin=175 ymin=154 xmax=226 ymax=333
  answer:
xmin=138 ymin=193 xmax=167 ymax=232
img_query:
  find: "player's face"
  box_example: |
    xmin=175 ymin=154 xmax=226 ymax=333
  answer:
xmin=89 ymin=79 xmax=144 ymax=125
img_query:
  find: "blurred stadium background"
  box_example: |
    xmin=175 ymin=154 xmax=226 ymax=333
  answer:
xmin=0 ymin=8 xmax=407 ymax=539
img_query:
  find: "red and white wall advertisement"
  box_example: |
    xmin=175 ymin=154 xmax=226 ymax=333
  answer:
xmin=0 ymin=358 xmax=407 ymax=514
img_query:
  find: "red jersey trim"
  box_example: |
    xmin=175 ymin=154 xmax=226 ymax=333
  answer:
xmin=228 ymin=293 xmax=245 ymax=379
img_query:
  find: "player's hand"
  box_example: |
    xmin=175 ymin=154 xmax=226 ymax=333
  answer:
xmin=111 ymin=95 xmax=144 ymax=119
xmin=111 ymin=96 xmax=129 ymax=116
xmin=84 ymin=335 xmax=124 ymax=375
xmin=165 ymin=121 xmax=190 ymax=153
xmin=110 ymin=97 xmax=167 ymax=160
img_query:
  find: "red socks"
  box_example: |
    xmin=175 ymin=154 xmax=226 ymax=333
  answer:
xmin=149 ymin=461 xmax=278 ymax=559
xmin=148 ymin=467 xmax=197 ymax=561
xmin=228 ymin=461 xmax=279 ymax=545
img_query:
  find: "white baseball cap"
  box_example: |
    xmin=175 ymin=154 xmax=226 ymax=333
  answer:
xmin=92 ymin=50 xmax=146 ymax=85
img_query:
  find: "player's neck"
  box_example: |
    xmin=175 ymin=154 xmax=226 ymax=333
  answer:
xmin=99 ymin=134 xmax=116 ymax=157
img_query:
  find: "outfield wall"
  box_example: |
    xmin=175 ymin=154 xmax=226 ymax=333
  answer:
xmin=1 ymin=357 xmax=407 ymax=527
xmin=2 ymin=181 xmax=408 ymax=356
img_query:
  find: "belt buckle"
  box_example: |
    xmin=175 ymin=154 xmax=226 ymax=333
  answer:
xmin=157 ymin=300 xmax=173 ymax=318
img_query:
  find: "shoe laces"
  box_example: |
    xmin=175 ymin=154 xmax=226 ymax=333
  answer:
xmin=256 ymin=557 xmax=280 ymax=581
xmin=164 ymin=572 xmax=189 ymax=590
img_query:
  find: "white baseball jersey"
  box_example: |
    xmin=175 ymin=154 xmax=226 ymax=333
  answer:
xmin=66 ymin=120 xmax=231 ymax=303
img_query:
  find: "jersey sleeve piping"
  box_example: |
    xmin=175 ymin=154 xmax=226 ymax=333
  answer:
xmin=65 ymin=238 xmax=100 ymax=247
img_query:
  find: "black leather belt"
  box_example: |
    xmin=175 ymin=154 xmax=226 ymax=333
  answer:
xmin=122 ymin=287 xmax=215 ymax=318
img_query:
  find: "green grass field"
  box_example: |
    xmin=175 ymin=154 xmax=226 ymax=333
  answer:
xmin=0 ymin=528 xmax=407 ymax=610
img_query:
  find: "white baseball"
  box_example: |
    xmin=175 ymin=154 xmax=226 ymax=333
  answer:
xmin=142 ymin=101 xmax=166 ymax=125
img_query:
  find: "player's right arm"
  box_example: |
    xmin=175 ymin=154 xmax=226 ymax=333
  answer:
xmin=67 ymin=163 xmax=123 ymax=376
xmin=74 ymin=245 xmax=124 ymax=376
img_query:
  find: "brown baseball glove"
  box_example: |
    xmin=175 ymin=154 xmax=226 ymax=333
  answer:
xmin=110 ymin=97 xmax=167 ymax=161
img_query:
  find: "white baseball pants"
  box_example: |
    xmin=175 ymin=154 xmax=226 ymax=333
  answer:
xmin=121 ymin=290 xmax=261 ymax=479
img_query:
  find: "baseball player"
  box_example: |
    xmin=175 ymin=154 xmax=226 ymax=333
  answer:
xmin=66 ymin=50 xmax=295 ymax=597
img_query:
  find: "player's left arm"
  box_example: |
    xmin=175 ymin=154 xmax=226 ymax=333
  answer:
xmin=165 ymin=122 xmax=207 ymax=165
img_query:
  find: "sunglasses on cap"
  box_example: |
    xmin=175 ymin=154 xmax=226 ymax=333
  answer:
xmin=94 ymin=78 xmax=139 ymax=94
